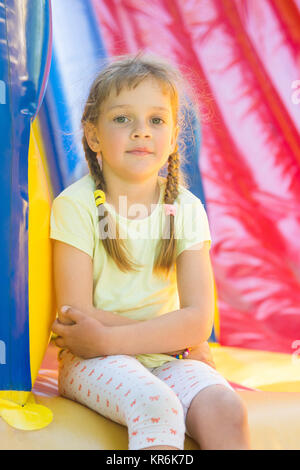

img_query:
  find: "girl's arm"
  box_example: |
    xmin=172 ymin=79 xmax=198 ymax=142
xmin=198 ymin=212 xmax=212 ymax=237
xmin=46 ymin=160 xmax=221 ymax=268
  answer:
xmin=59 ymin=305 xmax=215 ymax=363
xmin=89 ymin=307 xmax=215 ymax=367
xmin=105 ymin=306 xmax=212 ymax=355
xmin=52 ymin=239 xmax=187 ymax=356
xmin=61 ymin=305 xmax=192 ymax=357
xmin=53 ymin=239 xmax=214 ymax=361
xmin=104 ymin=242 xmax=214 ymax=355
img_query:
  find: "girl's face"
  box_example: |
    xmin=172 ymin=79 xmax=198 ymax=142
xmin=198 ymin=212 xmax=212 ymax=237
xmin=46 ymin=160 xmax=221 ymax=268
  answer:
xmin=88 ymin=77 xmax=178 ymax=183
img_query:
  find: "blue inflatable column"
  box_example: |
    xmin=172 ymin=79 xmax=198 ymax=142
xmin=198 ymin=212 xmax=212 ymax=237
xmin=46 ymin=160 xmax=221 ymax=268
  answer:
xmin=0 ymin=0 xmax=52 ymax=392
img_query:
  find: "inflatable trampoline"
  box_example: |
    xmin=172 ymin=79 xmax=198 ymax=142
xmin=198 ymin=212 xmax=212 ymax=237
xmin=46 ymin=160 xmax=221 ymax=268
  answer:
xmin=1 ymin=0 xmax=300 ymax=450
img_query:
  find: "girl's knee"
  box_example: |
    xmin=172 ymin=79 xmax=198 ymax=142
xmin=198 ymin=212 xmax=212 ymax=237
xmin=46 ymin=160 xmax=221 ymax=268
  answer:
xmin=206 ymin=386 xmax=249 ymax=427
xmin=227 ymin=392 xmax=249 ymax=428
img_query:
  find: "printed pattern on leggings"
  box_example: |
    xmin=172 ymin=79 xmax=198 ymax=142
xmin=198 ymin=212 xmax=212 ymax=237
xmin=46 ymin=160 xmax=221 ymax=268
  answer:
xmin=58 ymin=351 xmax=186 ymax=450
xmin=148 ymin=358 xmax=234 ymax=427
xmin=58 ymin=350 xmax=234 ymax=449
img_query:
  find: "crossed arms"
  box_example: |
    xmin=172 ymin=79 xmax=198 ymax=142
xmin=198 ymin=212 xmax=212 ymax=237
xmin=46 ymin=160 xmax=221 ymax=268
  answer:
xmin=52 ymin=239 xmax=215 ymax=358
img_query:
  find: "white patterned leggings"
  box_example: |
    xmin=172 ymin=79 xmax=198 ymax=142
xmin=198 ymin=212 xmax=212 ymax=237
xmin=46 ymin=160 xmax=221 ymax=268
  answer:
xmin=58 ymin=350 xmax=234 ymax=450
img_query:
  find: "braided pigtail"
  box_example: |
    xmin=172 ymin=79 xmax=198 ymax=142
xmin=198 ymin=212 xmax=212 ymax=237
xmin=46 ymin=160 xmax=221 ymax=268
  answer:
xmin=153 ymin=145 xmax=180 ymax=277
xmin=83 ymin=135 xmax=143 ymax=273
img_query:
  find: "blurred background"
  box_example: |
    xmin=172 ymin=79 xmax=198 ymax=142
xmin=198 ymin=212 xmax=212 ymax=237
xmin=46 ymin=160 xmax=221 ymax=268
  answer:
xmin=41 ymin=0 xmax=300 ymax=354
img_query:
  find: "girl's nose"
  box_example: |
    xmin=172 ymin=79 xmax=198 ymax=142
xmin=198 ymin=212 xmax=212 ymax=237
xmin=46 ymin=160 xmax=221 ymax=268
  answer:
xmin=131 ymin=126 xmax=152 ymax=139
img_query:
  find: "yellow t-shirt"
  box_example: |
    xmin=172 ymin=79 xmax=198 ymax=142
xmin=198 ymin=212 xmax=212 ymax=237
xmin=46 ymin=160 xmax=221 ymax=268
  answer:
xmin=50 ymin=173 xmax=212 ymax=368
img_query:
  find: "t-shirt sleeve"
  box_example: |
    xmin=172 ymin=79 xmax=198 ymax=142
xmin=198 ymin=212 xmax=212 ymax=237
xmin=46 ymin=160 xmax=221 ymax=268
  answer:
xmin=50 ymin=195 xmax=95 ymax=258
xmin=176 ymin=198 xmax=212 ymax=257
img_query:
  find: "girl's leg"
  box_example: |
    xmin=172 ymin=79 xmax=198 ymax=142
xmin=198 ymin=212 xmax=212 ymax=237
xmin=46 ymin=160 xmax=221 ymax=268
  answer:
xmin=185 ymin=384 xmax=251 ymax=450
xmin=150 ymin=359 xmax=251 ymax=450
xmin=58 ymin=350 xmax=186 ymax=450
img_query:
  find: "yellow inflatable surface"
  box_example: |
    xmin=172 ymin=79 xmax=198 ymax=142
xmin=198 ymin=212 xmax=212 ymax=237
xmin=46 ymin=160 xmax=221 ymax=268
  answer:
xmin=211 ymin=344 xmax=300 ymax=393
xmin=1 ymin=341 xmax=300 ymax=450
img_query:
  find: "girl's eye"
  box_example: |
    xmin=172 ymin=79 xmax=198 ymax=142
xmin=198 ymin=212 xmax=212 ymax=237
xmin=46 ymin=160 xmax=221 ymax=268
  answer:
xmin=113 ymin=115 xmax=164 ymax=125
xmin=152 ymin=117 xmax=164 ymax=125
xmin=113 ymin=115 xmax=129 ymax=123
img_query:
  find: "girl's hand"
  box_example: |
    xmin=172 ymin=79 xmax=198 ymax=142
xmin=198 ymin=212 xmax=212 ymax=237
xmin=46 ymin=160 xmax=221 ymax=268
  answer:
xmin=52 ymin=306 xmax=110 ymax=359
xmin=168 ymin=341 xmax=216 ymax=369
xmin=188 ymin=342 xmax=216 ymax=369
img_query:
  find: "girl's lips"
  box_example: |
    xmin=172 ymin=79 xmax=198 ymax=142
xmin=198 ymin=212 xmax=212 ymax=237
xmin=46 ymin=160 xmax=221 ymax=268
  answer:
xmin=127 ymin=150 xmax=153 ymax=155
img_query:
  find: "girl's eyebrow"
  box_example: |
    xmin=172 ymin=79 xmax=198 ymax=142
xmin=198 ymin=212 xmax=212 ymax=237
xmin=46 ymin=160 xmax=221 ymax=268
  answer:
xmin=108 ymin=104 xmax=170 ymax=113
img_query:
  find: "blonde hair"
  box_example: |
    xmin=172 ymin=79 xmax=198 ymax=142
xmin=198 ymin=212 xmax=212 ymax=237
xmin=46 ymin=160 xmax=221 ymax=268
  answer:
xmin=81 ymin=51 xmax=198 ymax=278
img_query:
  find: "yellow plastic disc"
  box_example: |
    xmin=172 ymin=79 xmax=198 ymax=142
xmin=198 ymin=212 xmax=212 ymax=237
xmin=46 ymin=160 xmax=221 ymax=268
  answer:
xmin=0 ymin=394 xmax=53 ymax=431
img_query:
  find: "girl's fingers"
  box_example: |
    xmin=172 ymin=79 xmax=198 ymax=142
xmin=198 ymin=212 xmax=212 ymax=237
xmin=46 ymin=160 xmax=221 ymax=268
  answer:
xmin=55 ymin=336 xmax=65 ymax=348
xmin=52 ymin=318 xmax=72 ymax=336
xmin=60 ymin=307 xmax=85 ymax=324
xmin=52 ymin=319 xmax=63 ymax=335
xmin=58 ymin=314 xmax=75 ymax=325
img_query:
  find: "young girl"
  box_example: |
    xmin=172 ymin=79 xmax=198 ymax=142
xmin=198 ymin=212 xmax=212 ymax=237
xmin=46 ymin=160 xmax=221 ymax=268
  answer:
xmin=51 ymin=52 xmax=251 ymax=450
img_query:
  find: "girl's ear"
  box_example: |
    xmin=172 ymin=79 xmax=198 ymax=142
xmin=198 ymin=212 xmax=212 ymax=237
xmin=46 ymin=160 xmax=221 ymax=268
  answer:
xmin=84 ymin=123 xmax=101 ymax=153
